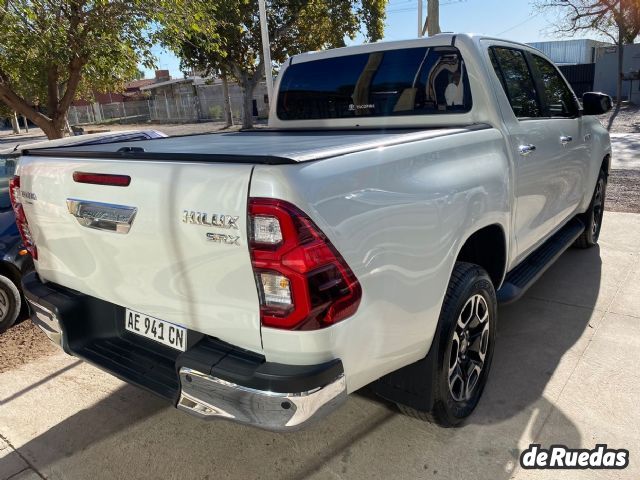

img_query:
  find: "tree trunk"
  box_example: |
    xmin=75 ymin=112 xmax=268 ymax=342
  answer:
xmin=40 ymin=120 xmax=65 ymax=139
xmin=0 ymin=91 xmax=65 ymax=139
xmin=221 ymin=72 xmax=233 ymax=127
xmin=10 ymin=112 xmax=20 ymax=134
xmin=616 ymin=32 xmax=624 ymax=106
xmin=427 ymin=0 xmax=441 ymax=36
xmin=239 ymin=76 xmax=257 ymax=129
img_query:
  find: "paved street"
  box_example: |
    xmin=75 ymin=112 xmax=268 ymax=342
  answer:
xmin=0 ymin=121 xmax=263 ymax=152
xmin=0 ymin=211 xmax=638 ymax=480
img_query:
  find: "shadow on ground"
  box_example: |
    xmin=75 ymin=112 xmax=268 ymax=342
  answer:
xmin=0 ymin=247 xmax=604 ymax=480
xmin=610 ymin=134 xmax=640 ymax=170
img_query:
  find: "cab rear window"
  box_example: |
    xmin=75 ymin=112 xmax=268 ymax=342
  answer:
xmin=277 ymin=46 xmax=472 ymax=120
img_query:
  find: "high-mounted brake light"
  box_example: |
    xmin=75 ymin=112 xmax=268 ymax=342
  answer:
xmin=248 ymin=198 xmax=361 ymax=330
xmin=9 ymin=176 xmax=38 ymax=260
xmin=73 ymin=172 xmax=131 ymax=187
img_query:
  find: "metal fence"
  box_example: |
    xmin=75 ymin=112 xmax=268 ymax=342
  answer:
xmin=559 ymin=64 xmax=596 ymax=98
xmin=68 ymin=84 xmax=268 ymax=126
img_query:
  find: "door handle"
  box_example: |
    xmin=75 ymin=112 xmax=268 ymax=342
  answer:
xmin=518 ymin=144 xmax=536 ymax=156
xmin=560 ymin=135 xmax=573 ymax=145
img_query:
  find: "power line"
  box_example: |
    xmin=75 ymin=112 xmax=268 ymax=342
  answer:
xmin=495 ymin=11 xmax=541 ymax=36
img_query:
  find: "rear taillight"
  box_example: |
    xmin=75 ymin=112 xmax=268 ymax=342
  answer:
xmin=248 ymin=198 xmax=361 ymax=330
xmin=9 ymin=176 xmax=37 ymax=260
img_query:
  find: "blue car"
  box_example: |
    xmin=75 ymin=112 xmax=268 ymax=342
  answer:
xmin=0 ymin=129 xmax=166 ymax=332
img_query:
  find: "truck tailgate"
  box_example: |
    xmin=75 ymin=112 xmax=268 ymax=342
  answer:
xmin=17 ymin=155 xmax=262 ymax=353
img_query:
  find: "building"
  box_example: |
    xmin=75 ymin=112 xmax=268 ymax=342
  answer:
xmin=139 ymin=76 xmax=206 ymax=99
xmin=124 ymin=78 xmax=156 ymax=97
xmin=527 ymin=39 xmax=610 ymax=65
xmin=72 ymin=70 xmax=171 ymax=110
xmin=593 ymin=43 xmax=640 ymax=103
xmin=195 ymin=80 xmax=269 ymax=120
xmin=528 ymin=39 xmax=612 ymax=98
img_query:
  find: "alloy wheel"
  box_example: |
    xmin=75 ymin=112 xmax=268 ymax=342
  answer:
xmin=448 ymin=294 xmax=491 ymax=402
xmin=592 ymin=179 xmax=604 ymax=238
xmin=0 ymin=289 xmax=9 ymax=321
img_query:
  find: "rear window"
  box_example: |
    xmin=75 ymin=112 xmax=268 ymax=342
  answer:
xmin=277 ymin=46 xmax=472 ymax=120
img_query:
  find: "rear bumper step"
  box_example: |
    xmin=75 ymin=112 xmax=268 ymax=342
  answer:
xmin=22 ymin=271 xmax=346 ymax=431
xmin=497 ymin=217 xmax=585 ymax=304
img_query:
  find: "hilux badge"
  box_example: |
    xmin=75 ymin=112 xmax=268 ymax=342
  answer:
xmin=182 ymin=211 xmax=239 ymax=229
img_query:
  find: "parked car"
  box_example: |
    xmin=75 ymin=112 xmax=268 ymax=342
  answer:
xmin=13 ymin=34 xmax=611 ymax=430
xmin=0 ymin=129 xmax=166 ymax=333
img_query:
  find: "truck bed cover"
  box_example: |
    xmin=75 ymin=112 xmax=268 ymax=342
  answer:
xmin=23 ymin=126 xmax=488 ymax=164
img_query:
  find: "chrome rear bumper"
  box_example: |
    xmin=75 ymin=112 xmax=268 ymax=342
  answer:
xmin=23 ymin=272 xmax=348 ymax=432
xmin=177 ymin=367 xmax=347 ymax=431
xmin=28 ymin=297 xmax=64 ymax=348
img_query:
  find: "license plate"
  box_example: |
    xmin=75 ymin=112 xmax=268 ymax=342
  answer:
xmin=124 ymin=308 xmax=187 ymax=351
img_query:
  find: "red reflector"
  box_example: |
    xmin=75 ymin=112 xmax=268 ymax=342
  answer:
xmin=73 ymin=172 xmax=131 ymax=187
xmin=9 ymin=176 xmax=38 ymax=260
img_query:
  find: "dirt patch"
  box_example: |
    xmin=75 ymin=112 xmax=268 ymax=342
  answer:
xmin=0 ymin=320 xmax=58 ymax=373
xmin=606 ymin=169 xmax=640 ymax=214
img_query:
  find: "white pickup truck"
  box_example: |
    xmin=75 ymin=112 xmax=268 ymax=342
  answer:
xmin=12 ymin=34 xmax=612 ymax=430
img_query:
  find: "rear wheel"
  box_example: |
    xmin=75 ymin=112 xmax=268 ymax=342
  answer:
xmin=0 ymin=275 xmax=21 ymax=334
xmin=574 ymin=169 xmax=607 ymax=249
xmin=398 ymin=262 xmax=497 ymax=426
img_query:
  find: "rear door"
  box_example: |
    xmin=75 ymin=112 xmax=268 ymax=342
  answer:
xmin=17 ymin=156 xmax=263 ymax=353
xmin=487 ymin=45 xmax=586 ymax=260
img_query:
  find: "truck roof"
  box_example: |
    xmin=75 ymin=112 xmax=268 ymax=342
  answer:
xmin=288 ymin=33 xmax=534 ymax=64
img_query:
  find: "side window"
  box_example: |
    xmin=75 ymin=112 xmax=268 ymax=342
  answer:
xmin=489 ymin=47 xmax=542 ymax=119
xmin=531 ymin=54 xmax=580 ymax=118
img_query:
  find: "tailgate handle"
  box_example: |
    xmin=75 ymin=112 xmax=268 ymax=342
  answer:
xmin=66 ymin=199 xmax=137 ymax=234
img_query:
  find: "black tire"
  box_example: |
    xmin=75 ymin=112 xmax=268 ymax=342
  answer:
xmin=0 ymin=275 xmax=21 ymax=334
xmin=398 ymin=262 xmax=497 ymax=426
xmin=574 ymin=169 xmax=607 ymax=249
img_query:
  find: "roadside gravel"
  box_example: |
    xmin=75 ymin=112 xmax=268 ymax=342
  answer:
xmin=598 ymin=104 xmax=640 ymax=214
xmin=0 ymin=320 xmax=57 ymax=373
xmin=598 ymin=103 xmax=640 ymax=133
xmin=606 ymin=169 xmax=640 ymax=213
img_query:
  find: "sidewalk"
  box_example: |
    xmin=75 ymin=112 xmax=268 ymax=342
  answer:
xmin=0 ymin=211 xmax=638 ymax=480
xmin=0 ymin=129 xmax=46 ymax=152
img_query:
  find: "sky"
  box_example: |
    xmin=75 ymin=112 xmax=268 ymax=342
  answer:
xmin=142 ymin=0 xmax=607 ymax=79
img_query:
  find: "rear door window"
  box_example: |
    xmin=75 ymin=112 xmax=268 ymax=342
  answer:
xmin=277 ymin=46 xmax=472 ymax=120
xmin=489 ymin=47 xmax=542 ymax=119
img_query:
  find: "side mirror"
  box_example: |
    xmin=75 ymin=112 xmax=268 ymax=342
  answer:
xmin=582 ymin=92 xmax=613 ymax=115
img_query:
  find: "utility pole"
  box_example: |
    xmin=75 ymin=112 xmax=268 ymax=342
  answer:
xmin=426 ymin=0 xmax=441 ymax=36
xmin=258 ymin=0 xmax=274 ymax=104
xmin=418 ymin=0 xmax=423 ymax=37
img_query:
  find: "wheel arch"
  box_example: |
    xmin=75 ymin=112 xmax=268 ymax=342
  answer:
xmin=455 ymin=224 xmax=508 ymax=289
